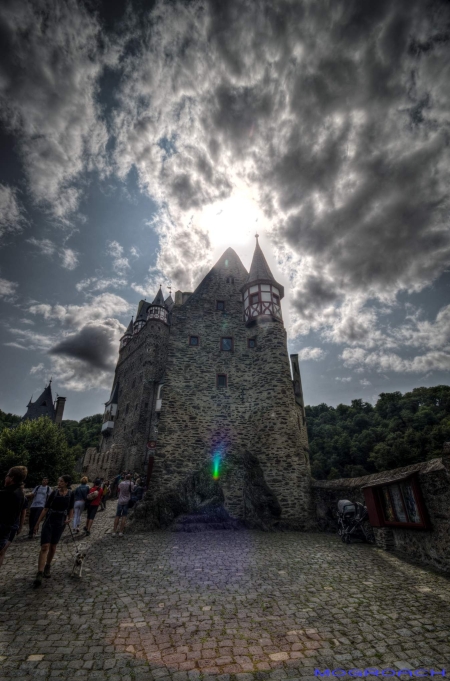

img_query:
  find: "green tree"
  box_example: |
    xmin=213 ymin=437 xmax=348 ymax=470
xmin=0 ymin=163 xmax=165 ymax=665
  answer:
xmin=0 ymin=416 xmax=75 ymax=487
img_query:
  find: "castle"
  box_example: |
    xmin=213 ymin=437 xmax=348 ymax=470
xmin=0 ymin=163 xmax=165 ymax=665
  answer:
xmin=84 ymin=237 xmax=312 ymax=528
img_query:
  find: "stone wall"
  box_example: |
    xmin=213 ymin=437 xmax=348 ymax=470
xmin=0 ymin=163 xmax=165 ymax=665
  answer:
xmin=95 ymin=316 xmax=170 ymax=480
xmin=311 ymin=455 xmax=450 ymax=573
xmin=142 ymin=248 xmax=311 ymax=528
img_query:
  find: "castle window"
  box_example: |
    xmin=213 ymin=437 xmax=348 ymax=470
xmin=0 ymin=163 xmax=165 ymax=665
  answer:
xmin=226 ymin=277 xmax=234 ymax=284
xmin=216 ymin=300 xmax=225 ymax=311
xmin=126 ymin=403 xmax=130 ymax=415
xmin=273 ymin=294 xmax=280 ymax=305
xmin=132 ymin=378 xmax=136 ymax=388
xmin=189 ymin=336 xmax=199 ymax=346
xmin=248 ymin=338 xmax=256 ymax=348
xmin=221 ymin=337 xmax=233 ymax=351
xmin=217 ymin=374 xmax=227 ymax=388
xmin=250 ymin=293 xmax=259 ymax=305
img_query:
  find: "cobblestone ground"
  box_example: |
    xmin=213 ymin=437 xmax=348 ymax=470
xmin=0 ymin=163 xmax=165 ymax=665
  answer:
xmin=1 ymin=503 xmax=449 ymax=681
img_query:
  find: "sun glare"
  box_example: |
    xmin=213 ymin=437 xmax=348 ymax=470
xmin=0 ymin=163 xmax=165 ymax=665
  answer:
xmin=198 ymin=193 xmax=269 ymax=254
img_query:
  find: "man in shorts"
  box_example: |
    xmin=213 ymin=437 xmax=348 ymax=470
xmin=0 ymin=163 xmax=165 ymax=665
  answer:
xmin=112 ymin=474 xmax=135 ymax=536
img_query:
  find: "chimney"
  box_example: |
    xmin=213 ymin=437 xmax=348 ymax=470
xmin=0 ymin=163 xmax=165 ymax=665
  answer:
xmin=54 ymin=396 xmax=66 ymax=425
xmin=174 ymin=290 xmax=183 ymax=305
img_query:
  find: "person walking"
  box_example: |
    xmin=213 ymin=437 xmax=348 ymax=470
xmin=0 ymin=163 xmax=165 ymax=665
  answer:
xmin=0 ymin=467 xmax=28 ymax=569
xmin=84 ymin=478 xmax=103 ymax=536
xmin=33 ymin=475 xmax=74 ymax=588
xmin=100 ymin=480 xmax=110 ymax=511
xmin=27 ymin=477 xmax=51 ymax=538
xmin=112 ymin=474 xmax=135 ymax=536
xmin=73 ymin=477 xmax=89 ymax=533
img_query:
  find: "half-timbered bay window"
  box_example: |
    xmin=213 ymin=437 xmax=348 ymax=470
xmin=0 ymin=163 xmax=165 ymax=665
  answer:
xmin=147 ymin=305 xmax=168 ymax=324
xmin=243 ymin=284 xmax=282 ymax=323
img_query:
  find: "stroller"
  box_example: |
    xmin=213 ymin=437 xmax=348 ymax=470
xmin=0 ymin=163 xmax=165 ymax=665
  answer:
xmin=337 ymin=499 xmax=373 ymax=544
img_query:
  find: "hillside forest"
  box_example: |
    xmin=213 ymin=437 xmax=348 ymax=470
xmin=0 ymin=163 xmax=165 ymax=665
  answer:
xmin=0 ymin=386 xmax=449 ymax=483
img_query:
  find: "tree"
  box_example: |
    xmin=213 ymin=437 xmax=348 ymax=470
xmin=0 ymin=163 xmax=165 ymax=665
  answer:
xmin=0 ymin=416 xmax=75 ymax=487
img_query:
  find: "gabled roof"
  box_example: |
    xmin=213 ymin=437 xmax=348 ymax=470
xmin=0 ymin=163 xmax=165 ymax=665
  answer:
xmin=187 ymin=247 xmax=248 ymax=303
xmin=23 ymin=383 xmax=56 ymax=422
xmin=164 ymin=294 xmax=174 ymax=310
xmin=151 ymin=287 xmax=165 ymax=306
xmin=242 ymin=236 xmax=284 ymax=298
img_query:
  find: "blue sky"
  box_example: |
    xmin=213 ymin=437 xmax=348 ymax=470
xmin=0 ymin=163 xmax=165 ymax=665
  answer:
xmin=0 ymin=0 xmax=449 ymax=421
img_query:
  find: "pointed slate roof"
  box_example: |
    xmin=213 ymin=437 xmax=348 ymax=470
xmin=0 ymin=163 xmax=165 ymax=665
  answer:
xmin=164 ymin=294 xmax=174 ymax=310
xmin=23 ymin=383 xmax=56 ymax=422
xmin=151 ymin=287 xmax=165 ymax=306
xmin=242 ymin=236 xmax=284 ymax=298
xmin=123 ymin=317 xmax=134 ymax=337
xmin=135 ymin=300 xmax=147 ymax=323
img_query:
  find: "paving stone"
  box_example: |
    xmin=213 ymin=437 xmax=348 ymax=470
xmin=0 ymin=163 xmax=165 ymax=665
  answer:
xmin=0 ymin=504 xmax=449 ymax=680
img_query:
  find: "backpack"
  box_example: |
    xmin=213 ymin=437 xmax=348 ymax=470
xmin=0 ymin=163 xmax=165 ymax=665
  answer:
xmin=86 ymin=487 xmax=99 ymax=502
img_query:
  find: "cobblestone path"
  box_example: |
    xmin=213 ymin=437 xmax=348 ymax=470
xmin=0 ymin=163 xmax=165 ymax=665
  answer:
xmin=1 ymin=503 xmax=449 ymax=681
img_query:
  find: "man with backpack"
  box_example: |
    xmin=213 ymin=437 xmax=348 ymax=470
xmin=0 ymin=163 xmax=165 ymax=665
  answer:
xmin=112 ymin=474 xmax=135 ymax=536
xmin=27 ymin=477 xmax=51 ymax=538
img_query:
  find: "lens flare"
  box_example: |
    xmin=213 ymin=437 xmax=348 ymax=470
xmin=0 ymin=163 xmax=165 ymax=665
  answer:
xmin=212 ymin=453 xmax=221 ymax=480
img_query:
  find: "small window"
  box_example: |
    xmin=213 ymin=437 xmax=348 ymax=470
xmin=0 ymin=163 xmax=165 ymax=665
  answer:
xmin=226 ymin=277 xmax=235 ymax=284
xmin=132 ymin=378 xmax=136 ymax=388
xmin=216 ymin=301 xmax=225 ymax=311
xmin=273 ymin=294 xmax=280 ymax=305
xmin=189 ymin=336 xmax=199 ymax=346
xmin=248 ymin=338 xmax=256 ymax=348
xmin=250 ymin=293 xmax=259 ymax=305
xmin=221 ymin=337 xmax=233 ymax=351
xmin=217 ymin=374 xmax=227 ymax=388
xmin=125 ymin=403 xmax=130 ymax=415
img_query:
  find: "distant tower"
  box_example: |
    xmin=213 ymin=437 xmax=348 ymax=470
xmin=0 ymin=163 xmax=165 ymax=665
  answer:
xmin=23 ymin=381 xmax=66 ymax=424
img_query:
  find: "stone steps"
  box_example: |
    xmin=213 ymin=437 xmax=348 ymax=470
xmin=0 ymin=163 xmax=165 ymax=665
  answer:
xmin=171 ymin=513 xmax=241 ymax=532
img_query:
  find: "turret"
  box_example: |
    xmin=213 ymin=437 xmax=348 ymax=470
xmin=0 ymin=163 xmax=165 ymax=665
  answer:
xmin=134 ymin=301 xmax=147 ymax=334
xmin=147 ymin=287 xmax=169 ymax=324
xmin=119 ymin=317 xmax=133 ymax=350
xmin=241 ymin=234 xmax=284 ymax=325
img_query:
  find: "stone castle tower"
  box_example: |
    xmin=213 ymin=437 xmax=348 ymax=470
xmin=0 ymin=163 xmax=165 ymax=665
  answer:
xmin=92 ymin=238 xmax=311 ymax=528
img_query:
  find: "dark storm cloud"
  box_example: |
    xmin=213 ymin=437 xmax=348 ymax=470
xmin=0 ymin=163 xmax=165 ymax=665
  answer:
xmin=49 ymin=323 xmax=117 ymax=371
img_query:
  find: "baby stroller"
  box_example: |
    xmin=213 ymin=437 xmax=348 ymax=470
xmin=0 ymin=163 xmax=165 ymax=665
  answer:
xmin=337 ymin=499 xmax=373 ymax=544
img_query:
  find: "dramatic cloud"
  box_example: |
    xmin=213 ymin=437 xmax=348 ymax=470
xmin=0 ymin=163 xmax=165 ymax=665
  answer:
xmin=0 ymin=184 xmax=26 ymax=240
xmin=341 ymin=347 xmax=450 ymax=374
xmin=107 ymin=240 xmax=130 ymax=275
xmin=111 ymin=0 xmax=450 ymax=322
xmin=335 ymin=376 xmax=352 ymax=383
xmin=23 ymin=294 xmax=131 ymax=389
xmin=30 ymin=363 xmax=44 ymax=375
xmin=297 ymin=347 xmax=326 ymax=362
xmin=0 ymin=0 xmax=111 ymax=221
xmin=28 ymin=238 xmax=79 ymax=270
xmin=0 ymin=276 xmax=18 ymax=300
xmin=49 ymin=318 xmax=125 ymax=390
xmin=76 ymin=277 xmax=128 ymax=292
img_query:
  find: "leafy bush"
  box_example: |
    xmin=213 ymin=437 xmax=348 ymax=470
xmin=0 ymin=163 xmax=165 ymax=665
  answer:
xmin=0 ymin=416 xmax=76 ymax=487
xmin=307 ymin=385 xmax=450 ymax=480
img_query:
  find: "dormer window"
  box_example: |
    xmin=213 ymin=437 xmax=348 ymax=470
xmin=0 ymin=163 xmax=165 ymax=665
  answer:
xmin=216 ymin=301 xmax=225 ymax=311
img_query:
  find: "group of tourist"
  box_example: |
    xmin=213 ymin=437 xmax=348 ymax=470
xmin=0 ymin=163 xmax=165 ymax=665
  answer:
xmin=0 ymin=465 xmax=147 ymax=587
